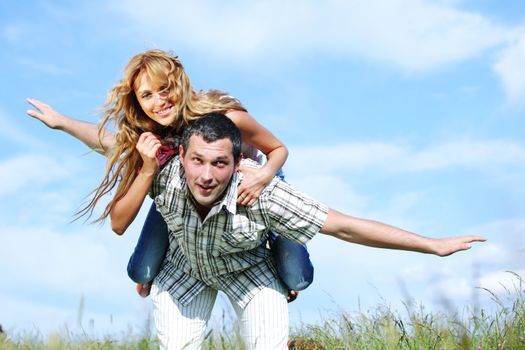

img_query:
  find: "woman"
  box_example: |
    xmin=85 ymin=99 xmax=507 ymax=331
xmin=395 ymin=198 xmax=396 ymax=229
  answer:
xmin=27 ymin=49 xmax=313 ymax=299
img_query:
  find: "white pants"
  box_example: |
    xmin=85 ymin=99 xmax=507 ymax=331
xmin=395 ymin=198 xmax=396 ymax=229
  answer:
xmin=151 ymin=279 xmax=289 ymax=350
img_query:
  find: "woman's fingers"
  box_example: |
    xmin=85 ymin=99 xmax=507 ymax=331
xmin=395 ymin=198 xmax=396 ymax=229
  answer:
xmin=237 ymin=187 xmax=256 ymax=206
xmin=137 ymin=133 xmax=161 ymax=154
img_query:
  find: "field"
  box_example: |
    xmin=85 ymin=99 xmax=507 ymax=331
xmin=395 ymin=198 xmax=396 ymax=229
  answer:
xmin=2 ymin=272 xmax=524 ymax=349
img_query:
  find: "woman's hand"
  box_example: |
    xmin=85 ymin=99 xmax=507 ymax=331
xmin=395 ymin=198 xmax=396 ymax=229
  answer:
xmin=26 ymin=97 xmax=116 ymax=155
xmin=237 ymin=165 xmax=273 ymax=206
xmin=136 ymin=132 xmax=162 ymax=175
xmin=26 ymin=98 xmax=67 ymax=129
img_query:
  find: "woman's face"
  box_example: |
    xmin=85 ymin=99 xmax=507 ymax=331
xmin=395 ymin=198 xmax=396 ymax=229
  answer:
xmin=134 ymin=71 xmax=180 ymax=127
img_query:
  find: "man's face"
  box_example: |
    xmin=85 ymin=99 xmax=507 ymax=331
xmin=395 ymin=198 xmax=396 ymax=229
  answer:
xmin=180 ymin=135 xmax=239 ymax=209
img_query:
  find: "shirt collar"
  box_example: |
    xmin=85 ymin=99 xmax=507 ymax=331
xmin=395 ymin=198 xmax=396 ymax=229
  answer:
xmin=220 ymin=170 xmax=241 ymax=214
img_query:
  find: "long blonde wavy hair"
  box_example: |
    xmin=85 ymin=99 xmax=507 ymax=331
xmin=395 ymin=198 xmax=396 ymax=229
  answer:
xmin=79 ymin=49 xmax=246 ymax=222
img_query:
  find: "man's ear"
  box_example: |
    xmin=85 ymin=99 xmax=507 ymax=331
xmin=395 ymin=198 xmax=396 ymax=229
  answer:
xmin=234 ymin=153 xmax=243 ymax=171
xmin=179 ymin=144 xmax=185 ymax=160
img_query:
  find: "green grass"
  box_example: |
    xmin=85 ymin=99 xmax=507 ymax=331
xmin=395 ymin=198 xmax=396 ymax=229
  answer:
xmin=3 ymin=272 xmax=524 ymax=349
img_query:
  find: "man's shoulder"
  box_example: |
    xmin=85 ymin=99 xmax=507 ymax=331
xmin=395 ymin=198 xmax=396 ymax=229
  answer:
xmin=254 ymin=175 xmax=290 ymax=205
xmin=259 ymin=176 xmax=324 ymax=209
xmin=165 ymin=154 xmax=182 ymax=169
xmin=152 ymin=155 xmax=184 ymax=197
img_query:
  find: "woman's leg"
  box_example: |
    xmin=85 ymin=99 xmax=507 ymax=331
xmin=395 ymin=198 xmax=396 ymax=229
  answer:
xmin=127 ymin=202 xmax=169 ymax=284
xmin=269 ymin=170 xmax=314 ymax=292
xmin=269 ymin=232 xmax=314 ymax=291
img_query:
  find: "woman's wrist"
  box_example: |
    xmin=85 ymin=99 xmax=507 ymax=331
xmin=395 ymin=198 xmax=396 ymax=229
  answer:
xmin=260 ymin=165 xmax=278 ymax=183
xmin=138 ymin=165 xmax=158 ymax=178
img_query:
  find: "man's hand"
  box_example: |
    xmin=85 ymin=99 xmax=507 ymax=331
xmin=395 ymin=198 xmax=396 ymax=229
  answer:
xmin=26 ymin=98 xmax=66 ymax=129
xmin=431 ymin=235 xmax=487 ymax=257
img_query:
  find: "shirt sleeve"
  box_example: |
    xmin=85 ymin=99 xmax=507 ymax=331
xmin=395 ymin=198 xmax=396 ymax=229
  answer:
xmin=261 ymin=179 xmax=328 ymax=245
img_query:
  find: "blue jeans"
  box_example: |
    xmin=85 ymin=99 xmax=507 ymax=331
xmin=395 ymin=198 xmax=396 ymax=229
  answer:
xmin=127 ymin=203 xmax=169 ymax=284
xmin=268 ymin=232 xmax=314 ymax=291
xmin=127 ymin=202 xmax=315 ymax=291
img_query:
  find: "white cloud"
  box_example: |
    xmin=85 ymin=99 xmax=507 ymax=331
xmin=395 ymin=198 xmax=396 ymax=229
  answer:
xmin=288 ymin=142 xmax=405 ymax=175
xmin=0 ymin=197 xmax=157 ymax=335
xmin=113 ymin=0 xmax=507 ymax=71
xmin=2 ymin=23 xmax=24 ymax=43
xmin=287 ymin=174 xmax=369 ymax=214
xmin=469 ymin=242 xmax=513 ymax=266
xmin=0 ymin=291 xmax=151 ymax=337
xmin=287 ymin=138 xmax=525 ymax=175
xmin=405 ymin=139 xmax=525 ymax=171
xmin=112 ymin=0 xmax=525 ymax=103
xmin=15 ymin=56 xmax=71 ymax=75
xmin=0 ymin=154 xmax=77 ymax=196
xmin=477 ymin=270 xmax=525 ymax=297
xmin=371 ymin=219 xmax=525 ymax=310
xmin=426 ymin=276 xmax=474 ymax=300
xmin=466 ymin=219 xmax=525 ymax=266
xmin=0 ymin=108 xmax=49 ymax=148
xmin=0 ymin=225 xmax=127 ymax=294
xmin=416 ymin=219 xmax=525 ymax=305
xmin=494 ymin=31 xmax=525 ymax=104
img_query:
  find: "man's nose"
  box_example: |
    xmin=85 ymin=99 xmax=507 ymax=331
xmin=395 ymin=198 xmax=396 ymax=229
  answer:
xmin=200 ymin=164 xmax=213 ymax=181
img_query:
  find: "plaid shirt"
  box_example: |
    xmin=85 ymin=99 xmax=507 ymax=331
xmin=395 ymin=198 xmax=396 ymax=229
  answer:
xmin=151 ymin=156 xmax=328 ymax=309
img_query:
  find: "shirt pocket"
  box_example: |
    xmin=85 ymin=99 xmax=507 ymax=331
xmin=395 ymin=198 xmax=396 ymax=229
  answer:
xmin=163 ymin=213 xmax=186 ymax=246
xmin=218 ymin=217 xmax=266 ymax=254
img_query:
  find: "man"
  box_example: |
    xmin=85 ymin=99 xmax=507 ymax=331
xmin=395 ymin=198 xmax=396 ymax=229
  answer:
xmin=26 ymin=101 xmax=484 ymax=349
xmin=134 ymin=113 xmax=484 ymax=349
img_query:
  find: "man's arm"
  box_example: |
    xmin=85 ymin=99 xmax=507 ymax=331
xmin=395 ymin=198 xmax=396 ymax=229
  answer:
xmin=27 ymin=98 xmax=115 ymax=155
xmin=320 ymin=209 xmax=486 ymax=257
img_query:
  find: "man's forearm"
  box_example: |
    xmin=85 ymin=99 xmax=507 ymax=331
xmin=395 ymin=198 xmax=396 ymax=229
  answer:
xmin=320 ymin=209 xmax=485 ymax=257
xmin=321 ymin=209 xmax=432 ymax=252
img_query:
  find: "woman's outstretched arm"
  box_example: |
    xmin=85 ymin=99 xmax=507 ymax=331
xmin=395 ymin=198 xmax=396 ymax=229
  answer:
xmin=26 ymin=98 xmax=115 ymax=155
xmin=320 ymin=208 xmax=486 ymax=256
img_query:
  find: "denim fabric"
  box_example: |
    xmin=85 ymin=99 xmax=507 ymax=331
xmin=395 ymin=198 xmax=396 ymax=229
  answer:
xmin=275 ymin=168 xmax=285 ymax=181
xmin=271 ymin=168 xmax=314 ymax=290
xmin=127 ymin=202 xmax=169 ymax=284
xmin=269 ymin=232 xmax=314 ymax=291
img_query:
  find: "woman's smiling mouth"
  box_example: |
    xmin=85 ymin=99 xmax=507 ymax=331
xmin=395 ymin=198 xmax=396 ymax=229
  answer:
xmin=155 ymin=105 xmax=174 ymax=118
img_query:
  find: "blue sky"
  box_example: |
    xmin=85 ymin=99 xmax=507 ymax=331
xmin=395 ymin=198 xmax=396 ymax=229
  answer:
xmin=1 ymin=0 xmax=524 ymax=339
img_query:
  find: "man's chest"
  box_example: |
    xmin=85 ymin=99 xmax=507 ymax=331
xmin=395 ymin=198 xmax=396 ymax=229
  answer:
xmin=166 ymin=204 xmax=269 ymax=258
